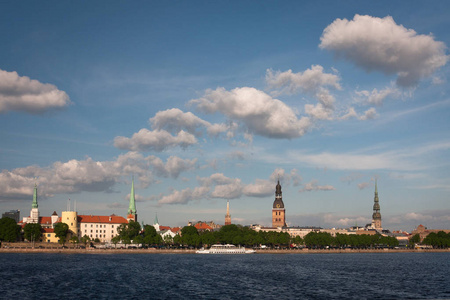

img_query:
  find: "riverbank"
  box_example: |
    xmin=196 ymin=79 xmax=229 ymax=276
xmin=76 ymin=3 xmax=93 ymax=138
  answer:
xmin=1 ymin=246 xmax=449 ymax=254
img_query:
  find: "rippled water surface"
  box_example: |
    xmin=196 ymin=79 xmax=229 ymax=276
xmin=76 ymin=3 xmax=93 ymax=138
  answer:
xmin=1 ymin=252 xmax=449 ymax=299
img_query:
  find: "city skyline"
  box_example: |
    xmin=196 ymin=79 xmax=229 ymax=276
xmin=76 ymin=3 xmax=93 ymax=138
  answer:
xmin=1 ymin=1 xmax=449 ymax=231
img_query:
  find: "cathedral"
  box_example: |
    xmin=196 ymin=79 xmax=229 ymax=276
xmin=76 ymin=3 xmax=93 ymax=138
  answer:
xmin=272 ymin=180 xmax=286 ymax=228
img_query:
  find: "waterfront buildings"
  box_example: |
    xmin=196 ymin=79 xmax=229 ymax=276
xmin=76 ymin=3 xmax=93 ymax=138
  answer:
xmin=2 ymin=210 xmax=20 ymax=223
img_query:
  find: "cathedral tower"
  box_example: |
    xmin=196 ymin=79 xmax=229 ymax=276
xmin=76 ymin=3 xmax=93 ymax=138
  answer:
xmin=371 ymin=180 xmax=382 ymax=230
xmin=127 ymin=177 xmax=137 ymax=222
xmin=272 ymin=180 xmax=286 ymax=228
xmin=225 ymin=200 xmax=231 ymax=225
xmin=29 ymin=183 xmax=39 ymax=223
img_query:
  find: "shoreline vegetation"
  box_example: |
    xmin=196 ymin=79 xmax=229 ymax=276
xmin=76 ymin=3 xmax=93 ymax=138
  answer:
xmin=1 ymin=246 xmax=449 ymax=255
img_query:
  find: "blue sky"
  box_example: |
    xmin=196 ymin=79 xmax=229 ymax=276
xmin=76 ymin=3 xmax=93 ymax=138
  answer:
xmin=1 ymin=1 xmax=449 ymax=231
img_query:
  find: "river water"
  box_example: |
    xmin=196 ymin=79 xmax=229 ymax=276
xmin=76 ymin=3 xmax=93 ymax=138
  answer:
xmin=1 ymin=252 xmax=448 ymax=299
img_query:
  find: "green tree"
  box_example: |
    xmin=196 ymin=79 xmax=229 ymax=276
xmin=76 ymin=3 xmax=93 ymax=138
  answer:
xmin=70 ymin=236 xmax=79 ymax=245
xmin=0 ymin=217 xmax=20 ymax=242
xmin=54 ymin=222 xmax=69 ymax=246
xmin=23 ymin=223 xmax=42 ymax=243
xmin=181 ymin=226 xmax=200 ymax=247
xmin=81 ymin=235 xmax=90 ymax=247
xmin=111 ymin=235 xmax=120 ymax=248
xmin=118 ymin=221 xmax=141 ymax=243
xmin=409 ymin=234 xmax=420 ymax=248
xmin=143 ymin=225 xmax=160 ymax=246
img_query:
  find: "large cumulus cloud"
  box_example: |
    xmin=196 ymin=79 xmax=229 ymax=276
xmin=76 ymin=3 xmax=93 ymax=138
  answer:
xmin=0 ymin=69 xmax=71 ymax=113
xmin=189 ymin=87 xmax=311 ymax=139
xmin=320 ymin=15 xmax=448 ymax=87
xmin=0 ymin=152 xmax=197 ymax=201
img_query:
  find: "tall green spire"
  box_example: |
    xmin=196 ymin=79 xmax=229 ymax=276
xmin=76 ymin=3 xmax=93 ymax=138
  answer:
xmin=32 ymin=183 xmax=38 ymax=209
xmin=154 ymin=213 xmax=159 ymax=225
xmin=128 ymin=177 xmax=136 ymax=215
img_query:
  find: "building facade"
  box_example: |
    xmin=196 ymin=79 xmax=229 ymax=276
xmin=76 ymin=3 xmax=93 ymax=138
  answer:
xmin=2 ymin=210 xmax=20 ymax=223
xmin=78 ymin=215 xmax=128 ymax=242
xmin=272 ymin=180 xmax=286 ymax=228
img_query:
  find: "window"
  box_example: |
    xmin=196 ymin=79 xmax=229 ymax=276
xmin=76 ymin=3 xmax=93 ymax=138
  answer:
xmin=47 ymin=234 xmax=51 ymax=237
xmin=85 ymin=230 xmax=87 ymax=233
xmin=100 ymin=225 xmax=102 ymax=228
xmin=91 ymin=230 xmax=92 ymax=233
xmin=96 ymin=230 xmax=98 ymax=233
xmin=96 ymin=224 xmax=98 ymax=228
xmin=112 ymin=225 xmax=114 ymax=228
xmin=91 ymin=224 xmax=93 ymax=228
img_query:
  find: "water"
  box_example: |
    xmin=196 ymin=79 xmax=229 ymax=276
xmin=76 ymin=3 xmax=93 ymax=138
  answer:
xmin=0 ymin=252 xmax=448 ymax=299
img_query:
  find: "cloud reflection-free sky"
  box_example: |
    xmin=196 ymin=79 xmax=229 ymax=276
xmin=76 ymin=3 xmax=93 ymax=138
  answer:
xmin=1 ymin=1 xmax=449 ymax=231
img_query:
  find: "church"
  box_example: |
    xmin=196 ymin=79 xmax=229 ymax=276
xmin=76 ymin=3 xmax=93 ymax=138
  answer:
xmin=272 ymin=180 xmax=286 ymax=228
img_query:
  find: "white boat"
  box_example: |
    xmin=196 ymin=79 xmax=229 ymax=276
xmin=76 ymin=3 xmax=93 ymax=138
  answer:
xmin=196 ymin=244 xmax=256 ymax=254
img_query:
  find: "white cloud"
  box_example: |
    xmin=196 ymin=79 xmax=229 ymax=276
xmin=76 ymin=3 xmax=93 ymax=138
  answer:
xmin=320 ymin=14 xmax=448 ymax=87
xmin=300 ymin=180 xmax=335 ymax=192
xmin=0 ymin=69 xmax=71 ymax=114
xmin=355 ymin=86 xmax=401 ymax=106
xmin=158 ymin=186 xmax=210 ymax=205
xmin=0 ymin=151 xmax=199 ymax=201
xmin=156 ymin=168 xmax=299 ymax=205
xmin=286 ymin=141 xmax=450 ymax=171
xmin=339 ymin=107 xmax=377 ymax=121
xmin=304 ymin=103 xmax=333 ymax=120
xmin=242 ymin=179 xmax=273 ymax=197
xmin=114 ymin=129 xmax=197 ymax=152
xmin=148 ymin=156 xmax=197 ymax=179
xmin=358 ymin=182 xmax=370 ymax=190
xmin=266 ymin=65 xmax=341 ymax=100
xmin=150 ymin=108 xmax=229 ymax=137
xmin=359 ymin=108 xmax=377 ymax=120
xmin=190 ymin=87 xmax=311 ymax=139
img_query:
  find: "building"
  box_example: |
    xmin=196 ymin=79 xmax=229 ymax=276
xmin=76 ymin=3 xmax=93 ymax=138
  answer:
xmin=78 ymin=214 xmax=128 ymax=242
xmin=225 ymin=200 xmax=231 ymax=225
xmin=127 ymin=177 xmax=137 ymax=222
xmin=272 ymin=180 xmax=286 ymax=228
xmin=2 ymin=210 xmax=20 ymax=223
xmin=22 ymin=183 xmax=39 ymax=224
xmin=371 ymin=180 xmax=382 ymax=230
xmin=411 ymin=224 xmax=450 ymax=241
xmin=20 ymin=185 xmax=60 ymax=230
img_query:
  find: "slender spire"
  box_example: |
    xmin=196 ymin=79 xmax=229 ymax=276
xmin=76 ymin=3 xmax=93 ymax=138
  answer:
xmin=225 ymin=200 xmax=231 ymax=225
xmin=32 ymin=183 xmax=38 ymax=209
xmin=154 ymin=212 xmax=159 ymax=225
xmin=128 ymin=177 xmax=136 ymax=215
xmin=375 ymin=179 xmax=378 ymax=195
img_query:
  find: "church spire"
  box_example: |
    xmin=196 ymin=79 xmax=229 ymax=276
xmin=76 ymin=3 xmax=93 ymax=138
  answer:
xmin=225 ymin=200 xmax=231 ymax=225
xmin=154 ymin=212 xmax=159 ymax=225
xmin=127 ymin=177 xmax=137 ymax=222
xmin=32 ymin=183 xmax=38 ymax=209
xmin=372 ymin=179 xmax=382 ymax=230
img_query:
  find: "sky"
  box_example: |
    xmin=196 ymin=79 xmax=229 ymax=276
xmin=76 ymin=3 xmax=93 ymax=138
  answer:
xmin=1 ymin=1 xmax=449 ymax=232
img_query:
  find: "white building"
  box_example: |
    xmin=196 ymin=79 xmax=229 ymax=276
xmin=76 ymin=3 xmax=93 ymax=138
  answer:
xmin=78 ymin=215 xmax=128 ymax=242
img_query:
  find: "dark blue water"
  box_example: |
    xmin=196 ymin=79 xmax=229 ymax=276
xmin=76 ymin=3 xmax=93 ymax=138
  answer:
xmin=0 ymin=252 xmax=448 ymax=299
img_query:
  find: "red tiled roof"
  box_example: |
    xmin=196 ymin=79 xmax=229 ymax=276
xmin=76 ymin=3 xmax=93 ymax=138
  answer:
xmin=42 ymin=228 xmax=54 ymax=233
xmin=194 ymin=223 xmax=212 ymax=230
xmin=171 ymin=227 xmax=181 ymax=233
xmin=39 ymin=216 xmax=52 ymax=225
xmin=77 ymin=215 xmax=128 ymax=224
xmin=159 ymin=226 xmax=171 ymax=231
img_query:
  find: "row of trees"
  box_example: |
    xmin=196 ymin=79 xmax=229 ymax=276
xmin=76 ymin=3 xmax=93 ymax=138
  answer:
xmin=422 ymin=231 xmax=450 ymax=248
xmin=303 ymin=232 xmax=399 ymax=249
